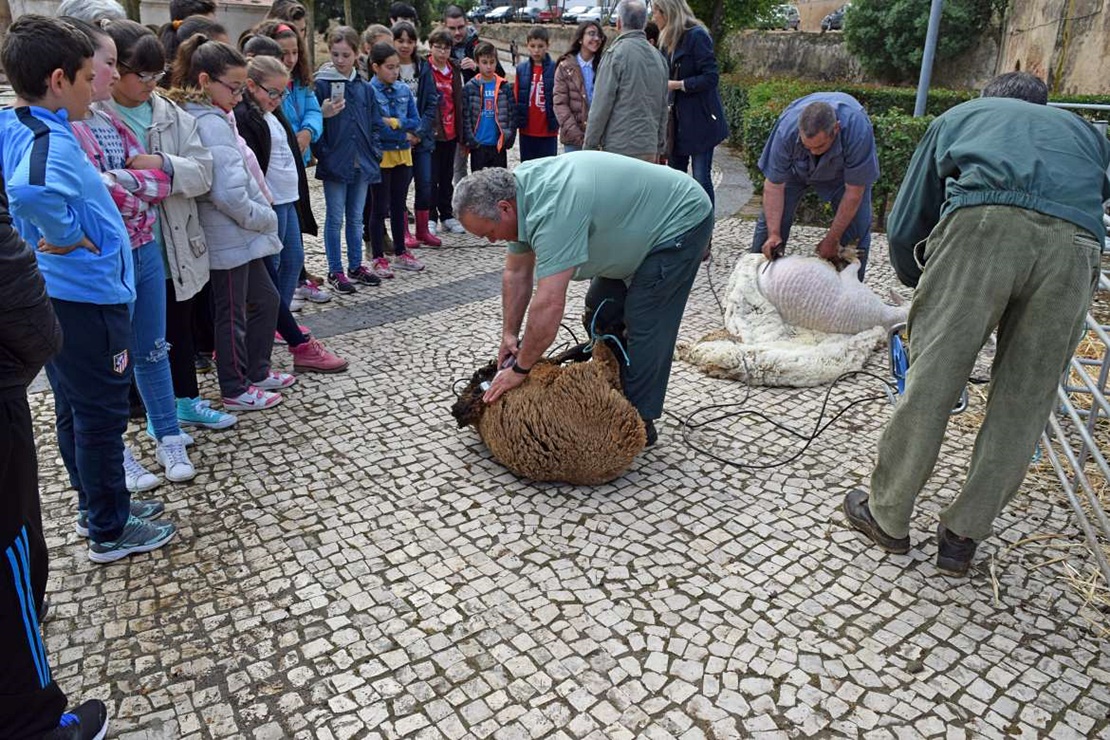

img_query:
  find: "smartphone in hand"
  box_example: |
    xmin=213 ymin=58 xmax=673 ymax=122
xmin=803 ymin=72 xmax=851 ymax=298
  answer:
xmin=330 ymin=81 xmax=344 ymax=103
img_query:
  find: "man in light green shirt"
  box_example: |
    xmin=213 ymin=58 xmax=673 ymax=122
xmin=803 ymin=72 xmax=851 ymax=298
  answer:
xmin=453 ymin=151 xmax=713 ymax=445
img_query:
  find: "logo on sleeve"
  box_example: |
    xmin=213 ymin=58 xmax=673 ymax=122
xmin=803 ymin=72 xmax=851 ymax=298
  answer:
xmin=112 ymin=350 xmax=129 ymax=375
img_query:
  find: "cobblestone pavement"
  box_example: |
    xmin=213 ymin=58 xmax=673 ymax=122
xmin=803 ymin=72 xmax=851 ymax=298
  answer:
xmin=30 ymin=147 xmax=1110 ymax=739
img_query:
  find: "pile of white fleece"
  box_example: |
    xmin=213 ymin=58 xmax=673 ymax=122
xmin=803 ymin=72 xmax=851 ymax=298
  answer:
xmin=678 ymin=254 xmax=890 ymax=387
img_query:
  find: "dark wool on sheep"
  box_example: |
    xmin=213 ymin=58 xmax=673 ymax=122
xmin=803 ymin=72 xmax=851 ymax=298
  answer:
xmin=451 ymin=343 xmax=647 ymax=485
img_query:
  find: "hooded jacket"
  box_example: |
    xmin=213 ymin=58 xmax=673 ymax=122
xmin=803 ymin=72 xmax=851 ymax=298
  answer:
xmin=313 ymin=65 xmax=384 ymax=184
xmin=167 ymin=92 xmax=280 ymax=271
xmin=461 ymin=75 xmax=516 ymax=151
xmin=0 ymin=175 xmax=62 ymax=399
xmin=431 ymin=58 xmax=465 ymax=142
xmin=583 ymin=30 xmax=668 ymax=160
xmin=0 ymin=105 xmax=134 ymax=305
xmin=233 ymin=97 xmax=318 ymax=237
xmin=407 ymin=56 xmax=440 ymax=153
xmin=282 ymin=79 xmax=323 ymax=164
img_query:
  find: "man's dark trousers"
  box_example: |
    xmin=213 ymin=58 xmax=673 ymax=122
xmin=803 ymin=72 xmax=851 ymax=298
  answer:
xmin=584 ymin=212 xmax=714 ymax=421
xmin=44 ymin=299 xmax=133 ymax=543
xmin=0 ymin=391 xmax=67 ymax=737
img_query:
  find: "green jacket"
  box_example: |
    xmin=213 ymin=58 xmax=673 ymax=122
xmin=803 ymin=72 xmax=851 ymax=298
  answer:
xmin=888 ymin=97 xmax=1110 ymax=287
xmin=583 ymin=30 xmax=668 ymax=159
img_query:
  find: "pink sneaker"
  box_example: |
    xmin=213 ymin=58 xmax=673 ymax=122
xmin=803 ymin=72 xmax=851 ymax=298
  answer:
xmin=223 ymin=386 xmax=282 ymax=411
xmin=253 ymin=371 xmax=297 ymax=390
xmin=394 ymin=252 xmax=425 ymax=272
xmin=290 ymin=338 xmax=349 ymax=374
xmin=371 ymin=257 xmax=395 ymax=279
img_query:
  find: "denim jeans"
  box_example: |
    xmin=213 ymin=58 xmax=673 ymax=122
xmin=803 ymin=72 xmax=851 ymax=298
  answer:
xmin=750 ymin=180 xmax=874 ymax=280
xmin=323 ymin=178 xmax=370 ymax=275
xmin=413 ymin=148 xmax=432 ymax=210
xmin=131 ymin=241 xmax=181 ymax=441
xmin=669 ymin=150 xmax=715 ymax=207
xmin=46 ymin=300 xmax=132 ymax=542
xmin=272 ymin=202 xmax=304 ymax=307
xmin=263 ymin=254 xmax=309 ymax=348
xmin=519 ymin=135 xmax=558 ymax=161
xmin=562 ymin=144 xmax=582 ymax=154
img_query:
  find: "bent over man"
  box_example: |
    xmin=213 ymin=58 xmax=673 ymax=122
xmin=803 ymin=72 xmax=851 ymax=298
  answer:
xmin=453 ymin=151 xmax=713 ymax=445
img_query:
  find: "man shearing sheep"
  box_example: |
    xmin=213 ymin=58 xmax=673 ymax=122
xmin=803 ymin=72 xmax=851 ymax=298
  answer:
xmin=844 ymin=72 xmax=1110 ymax=577
xmin=751 ymin=92 xmax=879 ymax=280
xmin=453 ymin=152 xmax=713 ymax=446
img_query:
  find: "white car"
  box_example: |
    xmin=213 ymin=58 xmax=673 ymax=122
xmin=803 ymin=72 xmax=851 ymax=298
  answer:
xmin=577 ymin=6 xmax=606 ymax=23
xmin=562 ymin=5 xmax=591 ymax=23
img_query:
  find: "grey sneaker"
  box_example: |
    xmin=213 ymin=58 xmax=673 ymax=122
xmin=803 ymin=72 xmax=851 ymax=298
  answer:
xmin=88 ymin=515 xmax=176 ymax=564
xmin=76 ymin=499 xmax=166 ymax=537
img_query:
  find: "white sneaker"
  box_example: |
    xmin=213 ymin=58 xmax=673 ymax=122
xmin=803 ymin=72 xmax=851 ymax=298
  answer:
xmin=223 ymin=386 xmax=282 ymax=411
xmin=443 ymin=218 xmax=466 ymax=234
xmin=289 ymin=297 xmax=305 ymax=312
xmin=253 ymin=371 xmax=297 ymax=390
xmin=296 ymin=281 xmax=332 ymax=303
xmin=123 ymin=445 xmax=161 ymax=493
xmin=427 ymin=220 xmax=438 ymax=236
xmin=156 ymin=435 xmax=196 ymax=483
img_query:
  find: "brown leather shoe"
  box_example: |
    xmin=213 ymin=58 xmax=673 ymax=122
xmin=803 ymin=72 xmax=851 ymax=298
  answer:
xmin=843 ymin=489 xmax=911 ymax=554
xmin=935 ymin=523 xmax=977 ymax=576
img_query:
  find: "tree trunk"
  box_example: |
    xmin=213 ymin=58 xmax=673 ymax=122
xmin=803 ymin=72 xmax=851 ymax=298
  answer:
xmin=344 ymin=0 xmax=353 ymax=27
xmin=124 ymin=0 xmax=141 ymax=22
xmin=303 ymin=0 xmax=316 ymax=70
xmin=0 ymin=0 xmax=11 ymax=40
xmin=708 ymin=0 xmax=725 ymax=41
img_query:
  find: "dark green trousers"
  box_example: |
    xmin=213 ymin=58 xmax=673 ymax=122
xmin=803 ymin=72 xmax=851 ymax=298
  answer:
xmin=870 ymin=206 xmax=1101 ymax=541
xmin=584 ymin=213 xmax=714 ymax=421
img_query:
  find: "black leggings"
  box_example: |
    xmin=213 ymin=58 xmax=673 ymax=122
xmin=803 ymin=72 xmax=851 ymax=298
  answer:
xmin=164 ymin=279 xmax=199 ymax=399
xmin=430 ymin=139 xmax=457 ymax=222
xmin=371 ymin=164 xmax=413 ymax=259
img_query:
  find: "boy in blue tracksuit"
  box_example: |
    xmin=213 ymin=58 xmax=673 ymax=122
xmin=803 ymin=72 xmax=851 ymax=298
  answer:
xmin=514 ymin=26 xmax=558 ymax=161
xmin=0 ymin=15 xmax=176 ymax=568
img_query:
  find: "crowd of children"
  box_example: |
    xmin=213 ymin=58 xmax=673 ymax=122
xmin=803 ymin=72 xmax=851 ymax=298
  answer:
xmin=0 ymin=2 xmax=601 ymax=572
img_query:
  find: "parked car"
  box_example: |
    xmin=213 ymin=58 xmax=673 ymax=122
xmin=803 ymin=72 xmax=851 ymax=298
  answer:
xmin=516 ymin=6 xmax=542 ymax=22
xmin=562 ymin=4 xmax=591 ymax=23
xmin=756 ymin=4 xmax=800 ymax=30
xmin=467 ymin=4 xmax=492 ymax=21
xmin=821 ymin=3 xmax=850 ymax=32
xmin=538 ymin=7 xmax=562 ymax=22
xmin=577 ymin=6 xmax=606 ymax=23
xmin=484 ymin=5 xmax=514 ymax=23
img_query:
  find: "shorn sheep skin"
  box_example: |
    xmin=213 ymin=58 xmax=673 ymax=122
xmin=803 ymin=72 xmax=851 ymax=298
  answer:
xmin=451 ymin=342 xmax=647 ymax=485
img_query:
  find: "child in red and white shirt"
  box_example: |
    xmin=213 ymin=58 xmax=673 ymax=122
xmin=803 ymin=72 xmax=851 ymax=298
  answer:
xmin=427 ymin=27 xmax=466 ymax=234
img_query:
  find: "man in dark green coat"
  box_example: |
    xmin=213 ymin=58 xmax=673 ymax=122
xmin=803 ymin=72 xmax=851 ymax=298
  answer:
xmin=844 ymin=72 xmax=1110 ymax=576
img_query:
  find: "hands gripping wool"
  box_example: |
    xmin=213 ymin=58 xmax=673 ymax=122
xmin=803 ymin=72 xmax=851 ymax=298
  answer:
xmin=679 ymin=254 xmax=908 ymax=387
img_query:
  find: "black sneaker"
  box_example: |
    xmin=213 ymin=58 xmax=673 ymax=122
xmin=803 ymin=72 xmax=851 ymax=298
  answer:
xmin=644 ymin=419 xmax=658 ymax=447
xmin=842 ymin=489 xmax=911 ymax=554
xmin=193 ymin=352 xmax=214 ymax=373
xmin=348 ymin=265 xmax=382 ymax=286
xmin=41 ymin=699 xmax=108 ymax=740
xmin=936 ymin=523 xmax=978 ymax=576
xmin=327 ymin=271 xmax=357 ymax=295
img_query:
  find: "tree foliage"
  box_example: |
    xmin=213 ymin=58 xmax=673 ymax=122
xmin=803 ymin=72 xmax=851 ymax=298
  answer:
xmin=312 ymin=0 xmax=435 ymax=33
xmin=690 ymin=0 xmax=777 ymax=42
xmin=843 ymin=0 xmax=1002 ymax=83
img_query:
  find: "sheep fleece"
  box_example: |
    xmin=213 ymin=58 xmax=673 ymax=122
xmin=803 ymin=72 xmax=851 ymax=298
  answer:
xmin=454 ymin=344 xmax=646 ymax=485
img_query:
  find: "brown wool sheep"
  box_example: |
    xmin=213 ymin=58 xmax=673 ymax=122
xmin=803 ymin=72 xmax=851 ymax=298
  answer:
xmin=450 ymin=342 xmax=647 ymax=485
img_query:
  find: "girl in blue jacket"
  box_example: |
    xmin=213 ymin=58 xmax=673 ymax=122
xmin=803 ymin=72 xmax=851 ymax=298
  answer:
xmin=314 ymin=26 xmax=385 ymax=294
xmin=368 ymin=41 xmax=425 ymax=279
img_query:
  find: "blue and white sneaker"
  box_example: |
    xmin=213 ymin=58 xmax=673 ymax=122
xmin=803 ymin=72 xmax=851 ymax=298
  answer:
xmin=42 ymin=698 xmax=108 ymax=740
xmin=76 ymin=499 xmax=165 ymax=538
xmin=123 ymin=446 xmax=160 ymax=494
xmin=175 ymin=396 xmax=237 ymax=430
xmin=88 ymin=515 xmax=176 ymax=564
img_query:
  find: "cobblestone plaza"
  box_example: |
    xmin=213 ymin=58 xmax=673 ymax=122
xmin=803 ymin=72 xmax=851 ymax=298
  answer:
xmin=28 ymin=151 xmax=1110 ymax=739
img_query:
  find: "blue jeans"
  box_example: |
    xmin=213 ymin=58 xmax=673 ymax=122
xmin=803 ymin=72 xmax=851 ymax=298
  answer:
xmin=413 ymin=148 xmax=432 ymax=210
xmin=323 ymin=178 xmax=370 ymax=275
xmin=670 ymin=150 xmax=715 ymax=207
xmin=272 ymin=202 xmax=304 ymax=307
xmin=563 ymin=144 xmax=582 ymax=154
xmin=750 ymin=180 xmax=874 ymax=281
xmin=46 ymin=300 xmax=132 ymax=542
xmin=131 ymin=241 xmax=180 ymax=441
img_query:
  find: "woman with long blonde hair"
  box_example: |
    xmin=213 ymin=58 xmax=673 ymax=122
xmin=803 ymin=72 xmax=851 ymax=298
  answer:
xmin=653 ymin=0 xmax=729 ymax=206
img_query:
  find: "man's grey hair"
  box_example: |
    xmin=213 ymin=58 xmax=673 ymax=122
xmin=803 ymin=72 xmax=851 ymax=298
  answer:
xmin=452 ymin=168 xmax=516 ymax=221
xmin=57 ymin=0 xmax=127 ymax=21
xmin=617 ymin=0 xmax=648 ymax=31
xmin=798 ymin=101 xmax=837 ymax=138
xmin=981 ymin=72 xmax=1048 ymax=105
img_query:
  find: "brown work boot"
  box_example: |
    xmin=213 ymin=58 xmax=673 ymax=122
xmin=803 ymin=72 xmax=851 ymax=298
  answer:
xmin=842 ymin=489 xmax=911 ymax=554
xmin=935 ymin=523 xmax=978 ymax=577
